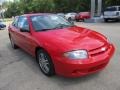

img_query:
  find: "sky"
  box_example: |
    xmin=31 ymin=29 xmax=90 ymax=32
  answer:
xmin=0 ymin=0 xmax=13 ymax=4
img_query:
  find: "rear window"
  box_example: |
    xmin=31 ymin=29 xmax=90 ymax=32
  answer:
xmin=105 ymin=7 xmax=117 ymax=11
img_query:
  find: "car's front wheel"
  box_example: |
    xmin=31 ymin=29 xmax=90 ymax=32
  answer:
xmin=68 ymin=17 xmax=72 ymax=22
xmin=104 ymin=18 xmax=109 ymax=22
xmin=36 ymin=49 xmax=55 ymax=76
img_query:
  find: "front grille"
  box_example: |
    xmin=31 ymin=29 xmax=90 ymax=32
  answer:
xmin=89 ymin=44 xmax=109 ymax=57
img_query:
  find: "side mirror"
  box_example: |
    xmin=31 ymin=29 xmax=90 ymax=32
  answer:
xmin=20 ymin=28 xmax=29 ymax=32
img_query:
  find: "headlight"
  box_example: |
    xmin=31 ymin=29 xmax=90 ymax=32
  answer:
xmin=64 ymin=50 xmax=88 ymax=60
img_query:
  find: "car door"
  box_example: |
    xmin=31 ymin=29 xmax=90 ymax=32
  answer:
xmin=17 ymin=16 xmax=36 ymax=55
xmin=9 ymin=16 xmax=20 ymax=45
xmin=119 ymin=7 xmax=120 ymax=18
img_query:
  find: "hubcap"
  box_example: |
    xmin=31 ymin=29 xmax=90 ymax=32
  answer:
xmin=38 ymin=53 xmax=50 ymax=74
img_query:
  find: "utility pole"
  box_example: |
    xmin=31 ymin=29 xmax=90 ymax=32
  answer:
xmin=97 ymin=0 xmax=102 ymax=16
xmin=86 ymin=0 xmax=103 ymax=22
xmin=91 ymin=0 xmax=102 ymax=18
xmin=91 ymin=0 xmax=95 ymax=18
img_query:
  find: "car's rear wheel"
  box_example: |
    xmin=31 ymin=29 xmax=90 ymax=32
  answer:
xmin=36 ymin=49 xmax=55 ymax=76
xmin=10 ymin=36 xmax=18 ymax=49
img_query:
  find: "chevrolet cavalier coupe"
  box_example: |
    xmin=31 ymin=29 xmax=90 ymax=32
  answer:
xmin=8 ymin=13 xmax=115 ymax=77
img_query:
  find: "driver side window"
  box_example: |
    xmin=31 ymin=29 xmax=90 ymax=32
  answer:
xmin=18 ymin=16 xmax=29 ymax=31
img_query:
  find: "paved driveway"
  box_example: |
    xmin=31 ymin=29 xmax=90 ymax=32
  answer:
xmin=0 ymin=22 xmax=120 ymax=90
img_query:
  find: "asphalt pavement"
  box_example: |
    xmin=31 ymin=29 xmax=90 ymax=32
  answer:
xmin=0 ymin=21 xmax=120 ymax=90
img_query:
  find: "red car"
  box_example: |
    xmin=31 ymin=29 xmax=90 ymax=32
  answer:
xmin=8 ymin=13 xmax=115 ymax=78
xmin=75 ymin=12 xmax=90 ymax=21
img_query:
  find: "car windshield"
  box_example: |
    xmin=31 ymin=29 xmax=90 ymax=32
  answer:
xmin=69 ymin=13 xmax=76 ymax=15
xmin=0 ymin=21 xmax=3 ymax=24
xmin=105 ymin=7 xmax=117 ymax=11
xmin=31 ymin=14 xmax=74 ymax=31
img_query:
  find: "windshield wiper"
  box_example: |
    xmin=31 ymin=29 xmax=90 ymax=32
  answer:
xmin=54 ymin=24 xmax=73 ymax=29
xmin=36 ymin=24 xmax=74 ymax=32
xmin=36 ymin=28 xmax=56 ymax=32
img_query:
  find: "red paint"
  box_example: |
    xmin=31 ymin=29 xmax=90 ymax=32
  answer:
xmin=8 ymin=14 xmax=115 ymax=77
xmin=75 ymin=12 xmax=90 ymax=21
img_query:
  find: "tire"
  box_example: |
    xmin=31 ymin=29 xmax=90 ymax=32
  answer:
xmin=115 ymin=19 xmax=119 ymax=22
xmin=82 ymin=19 xmax=85 ymax=22
xmin=68 ymin=17 xmax=72 ymax=22
xmin=10 ymin=36 xmax=18 ymax=49
xmin=104 ymin=19 xmax=109 ymax=22
xmin=76 ymin=19 xmax=79 ymax=22
xmin=36 ymin=49 xmax=55 ymax=76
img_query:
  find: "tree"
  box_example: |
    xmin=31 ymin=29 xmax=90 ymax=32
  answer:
xmin=4 ymin=0 xmax=120 ymax=18
xmin=105 ymin=0 xmax=120 ymax=7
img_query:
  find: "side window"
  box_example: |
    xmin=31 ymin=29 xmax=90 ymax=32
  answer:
xmin=119 ymin=7 xmax=120 ymax=11
xmin=12 ymin=17 xmax=19 ymax=27
xmin=17 ymin=16 xmax=29 ymax=31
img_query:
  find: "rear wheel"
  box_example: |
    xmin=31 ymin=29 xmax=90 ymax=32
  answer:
xmin=36 ymin=49 xmax=55 ymax=76
xmin=10 ymin=36 xmax=18 ymax=49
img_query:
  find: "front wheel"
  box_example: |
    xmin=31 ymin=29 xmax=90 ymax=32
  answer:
xmin=36 ymin=49 xmax=55 ymax=76
xmin=68 ymin=17 xmax=72 ymax=22
xmin=104 ymin=19 xmax=109 ymax=22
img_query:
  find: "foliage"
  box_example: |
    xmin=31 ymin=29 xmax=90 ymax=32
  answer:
xmin=53 ymin=0 xmax=90 ymax=13
xmin=3 ymin=0 xmax=120 ymax=18
xmin=4 ymin=0 xmax=90 ymax=17
xmin=105 ymin=0 xmax=120 ymax=7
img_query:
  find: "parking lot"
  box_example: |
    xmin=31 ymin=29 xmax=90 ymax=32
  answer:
xmin=0 ymin=21 xmax=120 ymax=90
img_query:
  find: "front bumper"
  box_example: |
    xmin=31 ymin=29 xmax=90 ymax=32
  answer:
xmin=104 ymin=15 xmax=120 ymax=19
xmin=54 ymin=44 xmax=115 ymax=78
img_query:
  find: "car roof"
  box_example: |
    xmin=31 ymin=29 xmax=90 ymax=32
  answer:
xmin=18 ymin=13 xmax=55 ymax=17
xmin=107 ymin=6 xmax=120 ymax=8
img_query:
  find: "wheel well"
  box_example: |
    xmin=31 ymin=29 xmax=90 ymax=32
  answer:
xmin=68 ymin=17 xmax=71 ymax=19
xmin=35 ymin=47 xmax=51 ymax=61
xmin=35 ymin=47 xmax=43 ymax=56
xmin=35 ymin=46 xmax=55 ymax=75
xmin=35 ymin=47 xmax=43 ymax=62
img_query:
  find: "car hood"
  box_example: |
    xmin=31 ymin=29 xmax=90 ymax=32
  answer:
xmin=35 ymin=26 xmax=107 ymax=52
xmin=104 ymin=11 xmax=117 ymax=16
